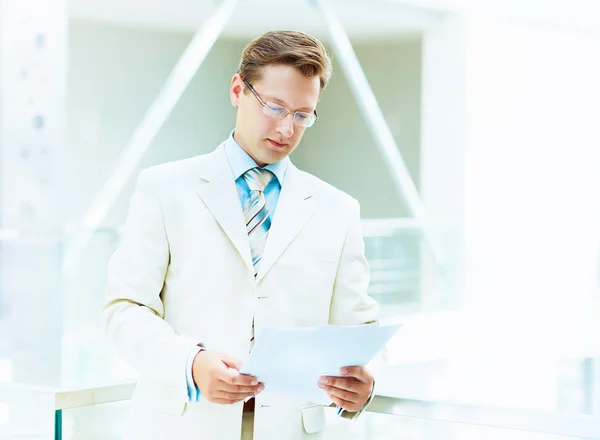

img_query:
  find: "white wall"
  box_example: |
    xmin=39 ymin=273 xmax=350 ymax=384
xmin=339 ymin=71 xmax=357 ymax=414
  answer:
xmin=416 ymin=11 xmax=600 ymax=411
xmin=419 ymin=14 xmax=467 ymax=310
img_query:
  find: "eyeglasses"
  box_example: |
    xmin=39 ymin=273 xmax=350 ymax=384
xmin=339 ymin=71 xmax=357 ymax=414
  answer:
xmin=243 ymin=80 xmax=318 ymax=128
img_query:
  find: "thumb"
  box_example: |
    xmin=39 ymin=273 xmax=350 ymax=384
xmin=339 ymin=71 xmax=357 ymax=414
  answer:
xmin=221 ymin=355 xmax=243 ymax=372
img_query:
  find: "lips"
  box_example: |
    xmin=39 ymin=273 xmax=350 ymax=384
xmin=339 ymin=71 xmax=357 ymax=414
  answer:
xmin=267 ymin=139 xmax=287 ymax=148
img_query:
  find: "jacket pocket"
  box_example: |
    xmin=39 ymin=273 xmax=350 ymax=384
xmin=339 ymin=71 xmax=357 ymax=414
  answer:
xmin=301 ymin=404 xmax=326 ymax=434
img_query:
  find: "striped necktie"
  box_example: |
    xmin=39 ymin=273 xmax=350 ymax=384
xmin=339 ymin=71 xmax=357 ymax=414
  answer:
xmin=242 ymin=167 xmax=274 ymax=350
xmin=242 ymin=167 xmax=274 ymax=277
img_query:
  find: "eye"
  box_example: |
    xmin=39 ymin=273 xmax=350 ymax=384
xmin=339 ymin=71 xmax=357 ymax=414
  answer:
xmin=295 ymin=112 xmax=310 ymax=122
xmin=265 ymin=103 xmax=288 ymax=118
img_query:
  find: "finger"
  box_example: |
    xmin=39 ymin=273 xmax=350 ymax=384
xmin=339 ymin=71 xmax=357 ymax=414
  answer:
xmin=221 ymin=355 xmax=243 ymax=371
xmin=329 ymin=395 xmax=358 ymax=412
xmin=210 ymin=396 xmax=246 ymax=405
xmin=208 ymin=383 xmax=264 ymax=404
xmin=319 ymin=382 xmax=359 ymax=403
xmin=217 ymin=380 xmax=264 ymax=394
xmin=339 ymin=366 xmax=369 ymax=382
xmin=215 ymin=366 xmax=259 ymax=387
xmin=218 ymin=366 xmax=260 ymax=387
xmin=213 ymin=389 xmax=258 ymax=403
xmin=230 ymin=373 xmax=261 ymax=387
xmin=319 ymin=376 xmax=362 ymax=393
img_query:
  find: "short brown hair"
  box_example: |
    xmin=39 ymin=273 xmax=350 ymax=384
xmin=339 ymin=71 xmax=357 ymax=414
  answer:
xmin=237 ymin=30 xmax=332 ymax=91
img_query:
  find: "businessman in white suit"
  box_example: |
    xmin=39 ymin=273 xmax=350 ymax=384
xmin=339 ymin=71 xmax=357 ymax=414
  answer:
xmin=103 ymin=30 xmax=380 ymax=440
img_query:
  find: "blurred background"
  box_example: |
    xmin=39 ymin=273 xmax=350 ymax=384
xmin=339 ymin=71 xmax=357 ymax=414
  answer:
xmin=1 ymin=0 xmax=600 ymax=438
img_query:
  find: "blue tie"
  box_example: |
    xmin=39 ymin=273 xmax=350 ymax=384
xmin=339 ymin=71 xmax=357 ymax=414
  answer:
xmin=242 ymin=167 xmax=274 ymax=349
xmin=242 ymin=167 xmax=274 ymax=277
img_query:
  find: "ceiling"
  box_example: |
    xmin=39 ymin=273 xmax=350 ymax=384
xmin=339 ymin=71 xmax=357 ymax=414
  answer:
xmin=67 ymin=0 xmax=445 ymax=39
xmin=67 ymin=0 xmax=600 ymax=41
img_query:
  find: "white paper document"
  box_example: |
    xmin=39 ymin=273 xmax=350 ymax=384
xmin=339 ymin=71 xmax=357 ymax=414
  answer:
xmin=240 ymin=324 xmax=401 ymax=405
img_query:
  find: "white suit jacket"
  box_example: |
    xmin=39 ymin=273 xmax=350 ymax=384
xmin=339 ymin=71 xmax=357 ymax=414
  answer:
xmin=103 ymin=142 xmax=379 ymax=440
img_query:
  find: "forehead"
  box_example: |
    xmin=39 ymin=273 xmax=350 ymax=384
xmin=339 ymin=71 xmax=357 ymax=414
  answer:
xmin=253 ymin=64 xmax=321 ymax=110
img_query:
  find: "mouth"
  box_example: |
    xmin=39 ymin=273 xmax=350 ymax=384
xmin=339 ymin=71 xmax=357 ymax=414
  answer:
xmin=267 ymin=139 xmax=287 ymax=149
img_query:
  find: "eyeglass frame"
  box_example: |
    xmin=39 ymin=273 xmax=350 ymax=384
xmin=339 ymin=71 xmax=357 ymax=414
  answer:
xmin=243 ymin=79 xmax=319 ymax=128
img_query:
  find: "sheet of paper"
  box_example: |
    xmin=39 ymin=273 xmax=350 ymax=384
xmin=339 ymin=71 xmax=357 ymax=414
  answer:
xmin=240 ymin=324 xmax=401 ymax=405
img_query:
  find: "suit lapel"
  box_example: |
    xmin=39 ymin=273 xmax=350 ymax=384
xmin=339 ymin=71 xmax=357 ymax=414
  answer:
xmin=256 ymin=164 xmax=315 ymax=283
xmin=196 ymin=144 xmax=254 ymax=274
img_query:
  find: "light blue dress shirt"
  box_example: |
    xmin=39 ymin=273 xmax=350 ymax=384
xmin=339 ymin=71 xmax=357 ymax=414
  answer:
xmin=185 ymin=132 xmax=289 ymax=401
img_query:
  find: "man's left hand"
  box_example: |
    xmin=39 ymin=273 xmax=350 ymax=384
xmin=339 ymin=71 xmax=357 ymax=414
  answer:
xmin=318 ymin=366 xmax=373 ymax=412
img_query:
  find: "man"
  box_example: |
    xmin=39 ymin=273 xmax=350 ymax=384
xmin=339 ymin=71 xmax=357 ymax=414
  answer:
xmin=103 ymin=30 xmax=379 ymax=440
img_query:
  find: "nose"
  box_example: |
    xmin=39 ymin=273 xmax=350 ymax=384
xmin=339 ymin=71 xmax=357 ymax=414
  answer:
xmin=276 ymin=113 xmax=294 ymax=138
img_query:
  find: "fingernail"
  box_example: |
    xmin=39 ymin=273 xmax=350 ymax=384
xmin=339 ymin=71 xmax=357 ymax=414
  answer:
xmin=319 ymin=377 xmax=327 ymax=385
xmin=251 ymin=379 xmax=258 ymax=385
xmin=340 ymin=368 xmax=348 ymax=375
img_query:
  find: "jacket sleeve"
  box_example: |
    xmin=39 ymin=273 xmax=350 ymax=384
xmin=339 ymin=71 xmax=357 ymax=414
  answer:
xmin=328 ymin=198 xmax=379 ymax=326
xmin=328 ymin=198 xmax=384 ymax=420
xmin=102 ymin=169 xmax=200 ymax=402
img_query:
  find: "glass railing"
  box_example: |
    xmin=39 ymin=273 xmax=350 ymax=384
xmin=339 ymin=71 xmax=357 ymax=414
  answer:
xmin=2 ymin=381 xmax=600 ymax=440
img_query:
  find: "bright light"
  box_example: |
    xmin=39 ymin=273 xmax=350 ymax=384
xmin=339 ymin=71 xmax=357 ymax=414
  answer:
xmin=0 ymin=229 xmax=19 ymax=241
xmin=0 ymin=402 xmax=10 ymax=425
xmin=0 ymin=359 xmax=13 ymax=382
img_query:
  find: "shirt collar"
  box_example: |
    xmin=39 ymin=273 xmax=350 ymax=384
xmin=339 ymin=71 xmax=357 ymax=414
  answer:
xmin=224 ymin=130 xmax=288 ymax=186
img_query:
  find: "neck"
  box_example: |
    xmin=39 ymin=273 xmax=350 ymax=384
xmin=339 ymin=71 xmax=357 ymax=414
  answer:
xmin=232 ymin=131 xmax=267 ymax=167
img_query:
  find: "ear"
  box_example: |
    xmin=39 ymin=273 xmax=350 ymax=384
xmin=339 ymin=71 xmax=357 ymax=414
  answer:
xmin=230 ymin=73 xmax=245 ymax=108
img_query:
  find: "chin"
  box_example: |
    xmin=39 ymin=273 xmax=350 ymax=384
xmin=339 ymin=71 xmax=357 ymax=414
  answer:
xmin=270 ymin=148 xmax=290 ymax=161
xmin=260 ymin=153 xmax=282 ymax=166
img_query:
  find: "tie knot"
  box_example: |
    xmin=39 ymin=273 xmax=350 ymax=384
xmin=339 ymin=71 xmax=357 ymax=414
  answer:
xmin=243 ymin=167 xmax=274 ymax=192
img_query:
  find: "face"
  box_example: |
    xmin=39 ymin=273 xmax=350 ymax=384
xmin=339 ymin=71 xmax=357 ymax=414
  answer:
xmin=230 ymin=64 xmax=321 ymax=167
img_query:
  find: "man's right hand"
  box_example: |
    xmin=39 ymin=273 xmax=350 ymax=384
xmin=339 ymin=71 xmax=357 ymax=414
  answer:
xmin=191 ymin=350 xmax=264 ymax=404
